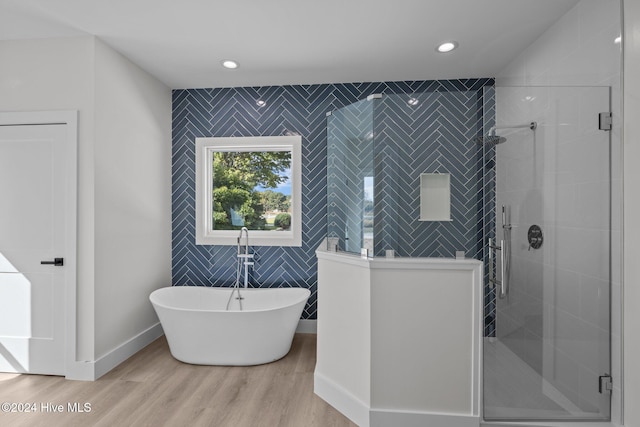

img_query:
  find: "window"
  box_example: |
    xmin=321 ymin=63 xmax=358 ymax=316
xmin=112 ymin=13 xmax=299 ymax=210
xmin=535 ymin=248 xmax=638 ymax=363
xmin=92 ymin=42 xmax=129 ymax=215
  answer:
xmin=195 ymin=135 xmax=302 ymax=246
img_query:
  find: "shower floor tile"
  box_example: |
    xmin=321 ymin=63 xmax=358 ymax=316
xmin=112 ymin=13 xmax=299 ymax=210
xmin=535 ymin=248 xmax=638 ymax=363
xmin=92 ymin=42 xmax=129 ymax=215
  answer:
xmin=483 ymin=337 xmax=597 ymax=421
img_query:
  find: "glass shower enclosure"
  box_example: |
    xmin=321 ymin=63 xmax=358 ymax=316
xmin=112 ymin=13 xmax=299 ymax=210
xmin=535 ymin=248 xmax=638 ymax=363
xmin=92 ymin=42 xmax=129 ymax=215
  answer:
xmin=326 ymin=90 xmax=487 ymax=260
xmin=325 ymin=85 xmax=612 ymax=423
xmin=327 ymin=97 xmax=375 ymax=254
xmin=483 ymin=86 xmax=612 ymax=421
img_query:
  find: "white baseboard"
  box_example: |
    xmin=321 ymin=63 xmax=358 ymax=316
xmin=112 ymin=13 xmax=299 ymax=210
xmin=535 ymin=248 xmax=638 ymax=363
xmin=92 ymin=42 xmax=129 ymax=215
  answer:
xmin=315 ymin=371 xmax=480 ymax=427
xmin=67 ymin=322 xmax=164 ymax=381
xmin=65 ymin=360 xmax=95 ymax=381
xmin=296 ymin=319 xmax=317 ymax=334
xmin=94 ymin=322 xmax=164 ymax=380
xmin=314 ymin=371 xmax=370 ymax=427
xmin=371 ymin=409 xmax=479 ymax=427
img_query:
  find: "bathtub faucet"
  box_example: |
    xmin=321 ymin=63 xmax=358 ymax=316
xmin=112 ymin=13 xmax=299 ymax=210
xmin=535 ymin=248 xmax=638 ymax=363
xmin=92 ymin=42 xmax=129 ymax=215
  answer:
xmin=237 ymin=227 xmax=249 ymax=256
xmin=237 ymin=227 xmax=254 ymax=288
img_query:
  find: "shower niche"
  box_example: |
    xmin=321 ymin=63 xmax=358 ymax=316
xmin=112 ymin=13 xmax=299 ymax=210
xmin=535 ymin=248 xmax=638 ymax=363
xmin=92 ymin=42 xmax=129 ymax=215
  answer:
xmin=326 ymin=90 xmax=485 ymax=259
xmin=419 ymin=173 xmax=451 ymax=221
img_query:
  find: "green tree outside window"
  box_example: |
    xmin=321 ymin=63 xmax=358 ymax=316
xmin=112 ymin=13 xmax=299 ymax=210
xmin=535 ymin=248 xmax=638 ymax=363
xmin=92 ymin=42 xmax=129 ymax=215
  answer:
xmin=212 ymin=151 xmax=292 ymax=230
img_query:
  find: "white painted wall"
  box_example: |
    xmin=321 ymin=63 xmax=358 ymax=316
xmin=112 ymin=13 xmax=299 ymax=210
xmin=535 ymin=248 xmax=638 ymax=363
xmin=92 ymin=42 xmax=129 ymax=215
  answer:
xmin=0 ymin=36 xmax=97 ymax=361
xmin=0 ymin=36 xmax=171 ymax=375
xmin=93 ymin=39 xmax=172 ymax=359
xmin=622 ymin=1 xmax=640 ymax=425
xmin=496 ymin=0 xmax=623 ymax=422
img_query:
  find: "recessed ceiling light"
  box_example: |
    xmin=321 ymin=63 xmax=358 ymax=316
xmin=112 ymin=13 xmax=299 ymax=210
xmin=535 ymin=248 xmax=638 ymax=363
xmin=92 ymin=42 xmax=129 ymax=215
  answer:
xmin=437 ymin=41 xmax=458 ymax=53
xmin=222 ymin=60 xmax=239 ymax=69
xmin=256 ymin=99 xmax=266 ymax=107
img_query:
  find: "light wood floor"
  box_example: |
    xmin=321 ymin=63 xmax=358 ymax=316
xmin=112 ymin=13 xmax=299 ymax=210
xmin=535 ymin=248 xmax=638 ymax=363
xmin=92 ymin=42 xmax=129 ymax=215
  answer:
xmin=0 ymin=334 xmax=356 ymax=427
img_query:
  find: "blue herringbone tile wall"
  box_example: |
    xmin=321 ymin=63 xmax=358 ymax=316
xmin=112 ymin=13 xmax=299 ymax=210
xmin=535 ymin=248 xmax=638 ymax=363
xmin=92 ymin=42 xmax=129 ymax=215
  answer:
xmin=172 ymin=79 xmax=494 ymax=320
xmin=482 ymin=86 xmax=497 ymax=336
xmin=373 ymin=91 xmax=483 ymax=258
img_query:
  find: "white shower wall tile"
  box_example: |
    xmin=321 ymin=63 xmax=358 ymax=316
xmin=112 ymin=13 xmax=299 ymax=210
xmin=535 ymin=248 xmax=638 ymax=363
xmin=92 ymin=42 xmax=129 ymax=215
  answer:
xmin=611 ymin=229 xmax=621 ymax=284
xmin=579 ymin=0 xmax=619 ymax=30
xmin=555 ymin=268 xmax=581 ymax=316
xmin=554 ymin=346 xmax=582 ymax=405
xmin=575 ymin=181 xmax=611 ymax=230
xmin=497 ymin=0 xmax=621 ymax=88
xmin=555 ymin=184 xmax=577 ymax=225
xmin=579 ymin=275 xmax=611 ymax=331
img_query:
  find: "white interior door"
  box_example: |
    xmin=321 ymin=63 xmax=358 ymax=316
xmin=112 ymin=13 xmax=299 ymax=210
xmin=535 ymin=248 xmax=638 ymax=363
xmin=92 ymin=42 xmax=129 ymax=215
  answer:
xmin=0 ymin=124 xmax=68 ymax=375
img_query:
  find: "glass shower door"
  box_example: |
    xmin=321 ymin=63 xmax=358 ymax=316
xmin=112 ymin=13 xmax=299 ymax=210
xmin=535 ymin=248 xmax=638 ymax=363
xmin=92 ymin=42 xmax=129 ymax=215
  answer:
xmin=484 ymin=86 xmax=611 ymax=421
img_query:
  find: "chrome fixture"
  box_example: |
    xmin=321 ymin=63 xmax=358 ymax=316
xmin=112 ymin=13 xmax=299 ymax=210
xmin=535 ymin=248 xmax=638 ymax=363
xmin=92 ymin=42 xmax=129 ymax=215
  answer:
xmin=527 ymin=225 xmax=543 ymax=250
xmin=237 ymin=226 xmax=254 ymax=289
xmin=488 ymin=205 xmax=512 ymax=299
xmin=472 ymin=121 xmax=537 ymax=146
xmin=226 ymin=227 xmax=254 ymax=310
xmin=501 ymin=205 xmax=512 ymax=299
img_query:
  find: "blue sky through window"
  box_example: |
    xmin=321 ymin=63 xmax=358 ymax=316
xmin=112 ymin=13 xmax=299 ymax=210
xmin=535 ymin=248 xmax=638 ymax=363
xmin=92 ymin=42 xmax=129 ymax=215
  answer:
xmin=255 ymin=167 xmax=291 ymax=195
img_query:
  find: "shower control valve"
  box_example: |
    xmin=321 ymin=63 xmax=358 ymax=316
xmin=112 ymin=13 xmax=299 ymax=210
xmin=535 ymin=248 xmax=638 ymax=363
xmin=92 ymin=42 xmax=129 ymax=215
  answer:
xmin=527 ymin=225 xmax=543 ymax=251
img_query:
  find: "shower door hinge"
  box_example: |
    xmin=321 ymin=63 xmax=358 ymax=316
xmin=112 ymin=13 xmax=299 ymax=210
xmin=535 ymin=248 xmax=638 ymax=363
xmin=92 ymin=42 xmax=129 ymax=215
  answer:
xmin=599 ymin=112 xmax=612 ymax=131
xmin=599 ymin=374 xmax=612 ymax=394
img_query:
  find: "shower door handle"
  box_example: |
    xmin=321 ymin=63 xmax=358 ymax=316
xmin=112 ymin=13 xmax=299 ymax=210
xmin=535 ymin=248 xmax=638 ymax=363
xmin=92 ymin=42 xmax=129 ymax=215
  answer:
xmin=488 ymin=238 xmax=507 ymax=299
xmin=488 ymin=238 xmax=501 ymax=291
xmin=499 ymin=239 xmax=507 ymax=299
xmin=41 ymin=257 xmax=64 ymax=266
xmin=488 ymin=238 xmax=495 ymax=289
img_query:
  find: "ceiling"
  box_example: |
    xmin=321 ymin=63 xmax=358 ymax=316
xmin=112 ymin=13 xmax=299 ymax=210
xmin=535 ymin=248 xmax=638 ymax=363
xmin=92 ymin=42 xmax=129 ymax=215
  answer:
xmin=0 ymin=0 xmax=580 ymax=89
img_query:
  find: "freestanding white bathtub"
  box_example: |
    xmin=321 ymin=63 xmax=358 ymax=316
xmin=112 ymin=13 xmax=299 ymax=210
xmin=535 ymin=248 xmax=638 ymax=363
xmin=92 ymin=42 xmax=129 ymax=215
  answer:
xmin=149 ymin=286 xmax=310 ymax=366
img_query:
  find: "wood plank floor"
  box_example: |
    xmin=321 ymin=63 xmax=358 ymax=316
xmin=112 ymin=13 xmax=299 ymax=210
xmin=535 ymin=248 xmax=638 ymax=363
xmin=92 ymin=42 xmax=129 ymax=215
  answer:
xmin=0 ymin=334 xmax=356 ymax=427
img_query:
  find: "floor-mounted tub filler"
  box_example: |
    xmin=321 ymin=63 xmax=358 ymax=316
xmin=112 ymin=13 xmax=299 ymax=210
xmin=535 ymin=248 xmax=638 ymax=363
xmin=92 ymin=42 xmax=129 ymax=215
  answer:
xmin=150 ymin=228 xmax=310 ymax=366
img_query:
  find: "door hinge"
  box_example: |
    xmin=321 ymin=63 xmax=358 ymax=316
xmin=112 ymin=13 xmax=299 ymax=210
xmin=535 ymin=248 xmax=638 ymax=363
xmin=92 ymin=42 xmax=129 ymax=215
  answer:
xmin=599 ymin=374 xmax=612 ymax=394
xmin=599 ymin=112 xmax=612 ymax=131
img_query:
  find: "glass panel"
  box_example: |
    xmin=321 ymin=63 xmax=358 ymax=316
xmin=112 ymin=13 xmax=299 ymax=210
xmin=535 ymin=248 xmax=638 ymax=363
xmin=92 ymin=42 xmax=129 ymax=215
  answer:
xmin=195 ymin=135 xmax=302 ymax=246
xmin=483 ymin=86 xmax=611 ymax=421
xmin=327 ymin=90 xmax=485 ymax=258
xmin=211 ymin=150 xmax=292 ymax=231
xmin=327 ymin=99 xmax=374 ymax=254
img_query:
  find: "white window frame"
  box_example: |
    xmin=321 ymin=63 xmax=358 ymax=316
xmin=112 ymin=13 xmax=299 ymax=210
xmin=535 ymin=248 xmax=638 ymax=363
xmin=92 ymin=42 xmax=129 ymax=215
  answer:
xmin=195 ymin=135 xmax=302 ymax=247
